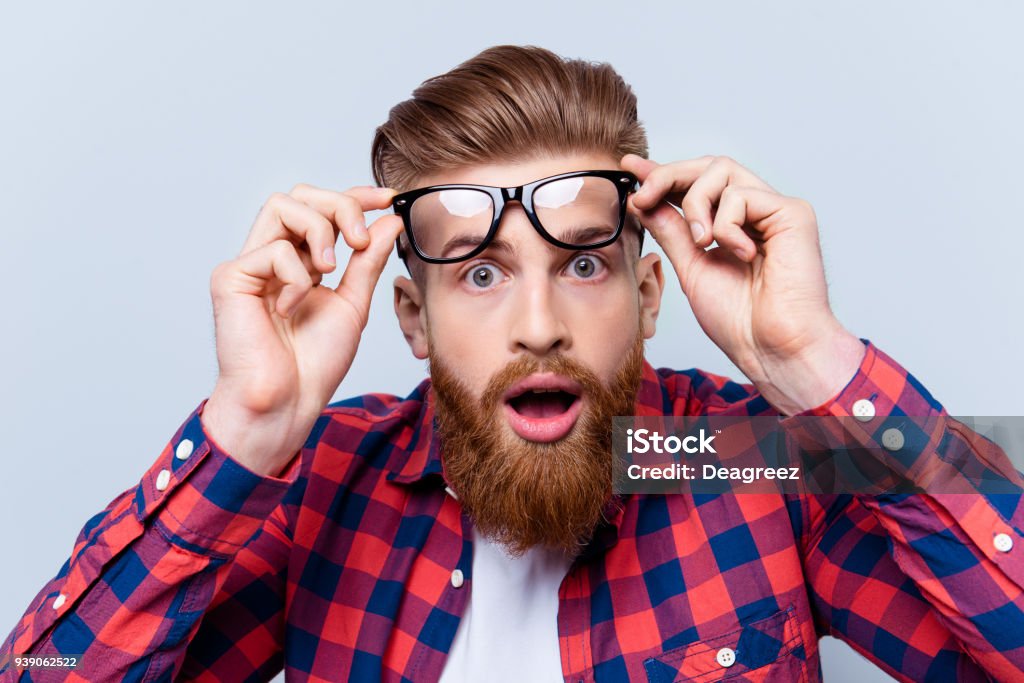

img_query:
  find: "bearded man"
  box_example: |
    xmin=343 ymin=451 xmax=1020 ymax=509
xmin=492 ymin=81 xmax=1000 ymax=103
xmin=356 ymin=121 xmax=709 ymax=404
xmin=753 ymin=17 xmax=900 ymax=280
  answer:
xmin=4 ymin=45 xmax=1023 ymax=683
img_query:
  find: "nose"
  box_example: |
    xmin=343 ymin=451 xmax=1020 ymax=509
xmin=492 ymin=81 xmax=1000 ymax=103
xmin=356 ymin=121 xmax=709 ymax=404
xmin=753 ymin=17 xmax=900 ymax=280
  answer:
xmin=507 ymin=273 xmax=572 ymax=357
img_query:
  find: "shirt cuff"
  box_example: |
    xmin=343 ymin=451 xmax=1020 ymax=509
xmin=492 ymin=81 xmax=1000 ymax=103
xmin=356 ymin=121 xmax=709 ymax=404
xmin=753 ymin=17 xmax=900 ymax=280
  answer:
xmin=779 ymin=341 xmax=1024 ymax=589
xmin=778 ymin=339 xmax=947 ymax=482
xmin=135 ymin=399 xmax=301 ymax=558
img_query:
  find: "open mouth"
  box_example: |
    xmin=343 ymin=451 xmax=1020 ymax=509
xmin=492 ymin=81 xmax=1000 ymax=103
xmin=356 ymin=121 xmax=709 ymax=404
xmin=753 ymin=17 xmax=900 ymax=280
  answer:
xmin=507 ymin=388 xmax=578 ymax=418
xmin=502 ymin=374 xmax=584 ymax=443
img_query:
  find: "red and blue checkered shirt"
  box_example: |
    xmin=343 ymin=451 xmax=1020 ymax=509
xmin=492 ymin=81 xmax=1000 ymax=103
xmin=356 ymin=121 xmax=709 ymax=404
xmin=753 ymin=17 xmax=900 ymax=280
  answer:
xmin=3 ymin=340 xmax=1023 ymax=681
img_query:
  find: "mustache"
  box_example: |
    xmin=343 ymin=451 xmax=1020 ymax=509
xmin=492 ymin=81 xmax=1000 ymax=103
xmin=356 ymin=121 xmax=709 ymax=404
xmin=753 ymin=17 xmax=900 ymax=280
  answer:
xmin=478 ymin=352 xmax=606 ymax=411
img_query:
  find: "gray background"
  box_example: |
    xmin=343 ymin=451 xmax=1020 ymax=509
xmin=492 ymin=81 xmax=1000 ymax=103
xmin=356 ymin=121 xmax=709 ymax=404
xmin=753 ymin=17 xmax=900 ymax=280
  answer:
xmin=2 ymin=2 xmax=1021 ymax=681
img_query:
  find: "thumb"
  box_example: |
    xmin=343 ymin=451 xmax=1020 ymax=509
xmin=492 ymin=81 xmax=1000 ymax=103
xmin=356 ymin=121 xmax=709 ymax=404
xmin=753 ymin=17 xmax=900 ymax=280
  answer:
xmin=629 ymin=197 xmax=702 ymax=291
xmin=333 ymin=214 xmax=404 ymax=323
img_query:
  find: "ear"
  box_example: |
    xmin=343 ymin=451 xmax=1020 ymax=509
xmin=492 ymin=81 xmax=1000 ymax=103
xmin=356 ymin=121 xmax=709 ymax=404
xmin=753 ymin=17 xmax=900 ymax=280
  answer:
xmin=393 ymin=275 xmax=429 ymax=359
xmin=636 ymin=253 xmax=664 ymax=339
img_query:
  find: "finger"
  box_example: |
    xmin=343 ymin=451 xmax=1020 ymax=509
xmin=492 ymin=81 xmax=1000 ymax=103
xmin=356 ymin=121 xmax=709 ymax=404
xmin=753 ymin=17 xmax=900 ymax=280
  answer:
xmin=234 ymin=239 xmax=314 ymax=318
xmin=619 ymin=154 xmax=659 ymax=181
xmin=627 ymin=196 xmax=702 ymax=290
xmin=626 ymin=157 xmax=715 ymax=211
xmin=269 ymin=237 xmax=323 ymax=286
xmin=681 ymin=157 xmax=775 ymax=249
xmin=290 ymin=184 xmax=398 ymax=252
xmin=293 ymin=244 xmax=324 ymax=287
xmin=333 ymin=214 xmax=404 ymax=327
xmin=243 ymin=193 xmax=338 ymax=273
xmin=710 ymin=186 xmax=762 ymax=262
xmin=291 ymin=184 xmax=366 ymax=251
xmin=621 ymin=155 xmax=692 ymax=212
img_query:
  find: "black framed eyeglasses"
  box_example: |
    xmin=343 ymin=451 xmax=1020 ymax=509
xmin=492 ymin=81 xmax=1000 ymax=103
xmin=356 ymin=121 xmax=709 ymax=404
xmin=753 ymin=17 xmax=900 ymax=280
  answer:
xmin=391 ymin=169 xmax=640 ymax=264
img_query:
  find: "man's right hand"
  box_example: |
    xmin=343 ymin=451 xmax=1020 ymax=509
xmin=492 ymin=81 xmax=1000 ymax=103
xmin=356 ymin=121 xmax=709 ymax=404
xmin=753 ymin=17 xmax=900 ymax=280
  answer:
xmin=201 ymin=184 xmax=403 ymax=477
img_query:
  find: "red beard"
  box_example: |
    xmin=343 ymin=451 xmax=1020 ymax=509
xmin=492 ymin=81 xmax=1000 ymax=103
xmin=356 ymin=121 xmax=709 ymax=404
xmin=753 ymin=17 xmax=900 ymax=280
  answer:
xmin=429 ymin=326 xmax=645 ymax=556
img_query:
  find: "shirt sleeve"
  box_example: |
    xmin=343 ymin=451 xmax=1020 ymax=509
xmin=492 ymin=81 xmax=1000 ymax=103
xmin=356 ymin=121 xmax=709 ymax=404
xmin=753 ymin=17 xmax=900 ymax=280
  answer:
xmin=782 ymin=340 xmax=1024 ymax=680
xmin=0 ymin=399 xmax=301 ymax=681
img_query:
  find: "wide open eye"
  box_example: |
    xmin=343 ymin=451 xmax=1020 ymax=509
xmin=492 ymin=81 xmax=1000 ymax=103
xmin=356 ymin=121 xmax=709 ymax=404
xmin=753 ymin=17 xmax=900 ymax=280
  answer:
xmin=465 ymin=263 xmax=503 ymax=289
xmin=567 ymin=254 xmax=604 ymax=279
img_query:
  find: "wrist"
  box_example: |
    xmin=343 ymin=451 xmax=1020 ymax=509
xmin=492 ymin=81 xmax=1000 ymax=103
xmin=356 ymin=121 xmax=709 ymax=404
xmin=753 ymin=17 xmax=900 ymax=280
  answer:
xmin=201 ymin=391 xmax=301 ymax=478
xmin=754 ymin=323 xmax=865 ymax=416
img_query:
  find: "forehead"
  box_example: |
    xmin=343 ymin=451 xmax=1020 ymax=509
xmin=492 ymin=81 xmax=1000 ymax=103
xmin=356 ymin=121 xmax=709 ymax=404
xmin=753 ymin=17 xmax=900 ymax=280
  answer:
xmin=414 ymin=151 xmax=623 ymax=188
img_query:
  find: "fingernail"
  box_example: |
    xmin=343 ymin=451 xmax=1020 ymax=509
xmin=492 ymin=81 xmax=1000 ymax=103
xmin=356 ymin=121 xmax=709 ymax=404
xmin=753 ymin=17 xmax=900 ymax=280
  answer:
xmin=322 ymin=247 xmax=336 ymax=266
xmin=733 ymin=247 xmax=747 ymax=261
xmin=354 ymin=223 xmax=368 ymax=239
xmin=690 ymin=222 xmax=705 ymax=241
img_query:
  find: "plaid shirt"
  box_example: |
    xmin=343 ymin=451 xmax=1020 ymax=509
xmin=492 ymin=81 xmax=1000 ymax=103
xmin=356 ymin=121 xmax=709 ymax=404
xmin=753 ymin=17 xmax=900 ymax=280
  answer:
xmin=3 ymin=340 xmax=1023 ymax=682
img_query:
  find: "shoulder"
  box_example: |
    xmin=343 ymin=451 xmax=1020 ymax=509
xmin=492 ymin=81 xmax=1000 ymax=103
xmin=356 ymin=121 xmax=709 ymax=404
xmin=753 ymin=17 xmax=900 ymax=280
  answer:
xmin=324 ymin=380 xmax=430 ymax=424
xmin=289 ymin=378 xmax=433 ymax=488
xmin=646 ymin=362 xmax=769 ymax=416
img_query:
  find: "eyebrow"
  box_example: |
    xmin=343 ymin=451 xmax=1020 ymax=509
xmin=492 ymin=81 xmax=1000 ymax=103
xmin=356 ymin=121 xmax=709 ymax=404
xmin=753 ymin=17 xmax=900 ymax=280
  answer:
xmin=440 ymin=234 xmax=518 ymax=259
xmin=557 ymin=226 xmax=619 ymax=246
xmin=438 ymin=226 xmax=624 ymax=260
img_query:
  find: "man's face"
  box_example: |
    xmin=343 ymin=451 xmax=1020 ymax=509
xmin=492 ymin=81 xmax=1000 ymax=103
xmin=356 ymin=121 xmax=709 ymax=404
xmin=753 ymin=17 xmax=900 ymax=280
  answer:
xmin=393 ymin=152 xmax=664 ymax=555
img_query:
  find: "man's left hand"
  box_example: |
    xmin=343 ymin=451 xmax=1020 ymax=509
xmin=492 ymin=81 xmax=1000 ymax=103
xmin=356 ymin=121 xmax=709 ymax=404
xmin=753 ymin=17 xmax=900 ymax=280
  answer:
xmin=621 ymin=154 xmax=866 ymax=416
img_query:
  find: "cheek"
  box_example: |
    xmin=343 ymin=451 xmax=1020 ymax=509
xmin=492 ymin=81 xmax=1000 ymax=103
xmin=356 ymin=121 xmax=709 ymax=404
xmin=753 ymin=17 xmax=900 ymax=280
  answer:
xmin=562 ymin=283 xmax=641 ymax=380
xmin=424 ymin=298 xmax=499 ymax=395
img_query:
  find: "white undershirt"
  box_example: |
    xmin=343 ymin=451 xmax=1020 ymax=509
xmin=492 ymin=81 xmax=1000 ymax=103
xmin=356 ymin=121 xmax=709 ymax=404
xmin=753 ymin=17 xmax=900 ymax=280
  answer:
xmin=438 ymin=526 xmax=573 ymax=683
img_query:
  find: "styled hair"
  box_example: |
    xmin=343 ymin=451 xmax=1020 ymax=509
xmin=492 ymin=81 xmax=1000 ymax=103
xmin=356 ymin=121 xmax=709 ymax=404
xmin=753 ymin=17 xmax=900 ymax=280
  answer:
xmin=371 ymin=45 xmax=648 ymax=191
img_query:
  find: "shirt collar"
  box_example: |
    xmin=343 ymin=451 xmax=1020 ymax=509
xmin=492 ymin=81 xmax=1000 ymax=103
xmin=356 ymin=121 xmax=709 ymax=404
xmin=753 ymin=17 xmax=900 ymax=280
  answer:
xmin=384 ymin=380 xmax=445 ymax=485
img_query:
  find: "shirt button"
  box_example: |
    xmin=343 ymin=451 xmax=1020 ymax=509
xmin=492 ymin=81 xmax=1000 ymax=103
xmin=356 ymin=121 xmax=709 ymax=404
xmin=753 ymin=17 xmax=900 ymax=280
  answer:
xmin=994 ymin=533 xmax=1014 ymax=553
xmin=52 ymin=594 xmax=66 ymax=610
xmin=716 ymin=647 xmax=736 ymax=668
xmin=175 ymin=439 xmax=194 ymax=460
xmin=881 ymin=428 xmax=905 ymax=451
xmin=852 ymin=399 xmax=876 ymax=422
xmin=156 ymin=469 xmax=171 ymax=492
xmin=450 ymin=569 xmax=464 ymax=588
